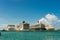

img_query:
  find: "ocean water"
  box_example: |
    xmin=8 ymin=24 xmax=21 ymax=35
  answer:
xmin=0 ymin=31 xmax=60 ymax=40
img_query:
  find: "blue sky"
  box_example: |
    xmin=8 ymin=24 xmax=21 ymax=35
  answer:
xmin=0 ymin=0 xmax=60 ymax=29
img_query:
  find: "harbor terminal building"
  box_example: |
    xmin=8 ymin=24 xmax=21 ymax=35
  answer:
xmin=7 ymin=25 xmax=15 ymax=31
xmin=16 ymin=21 xmax=30 ymax=31
xmin=7 ymin=21 xmax=55 ymax=31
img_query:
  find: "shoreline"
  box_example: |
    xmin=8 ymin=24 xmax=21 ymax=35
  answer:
xmin=0 ymin=30 xmax=60 ymax=32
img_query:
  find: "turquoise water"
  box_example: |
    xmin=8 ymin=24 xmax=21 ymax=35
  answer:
xmin=0 ymin=31 xmax=60 ymax=40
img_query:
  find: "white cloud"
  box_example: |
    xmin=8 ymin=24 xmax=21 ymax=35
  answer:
xmin=45 ymin=14 xmax=58 ymax=21
xmin=38 ymin=13 xmax=60 ymax=29
xmin=38 ymin=18 xmax=49 ymax=24
xmin=57 ymin=20 xmax=60 ymax=23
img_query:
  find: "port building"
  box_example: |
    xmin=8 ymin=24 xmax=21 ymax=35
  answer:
xmin=30 ymin=23 xmax=46 ymax=31
xmin=16 ymin=21 xmax=30 ymax=31
xmin=45 ymin=24 xmax=55 ymax=30
xmin=7 ymin=25 xmax=15 ymax=31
